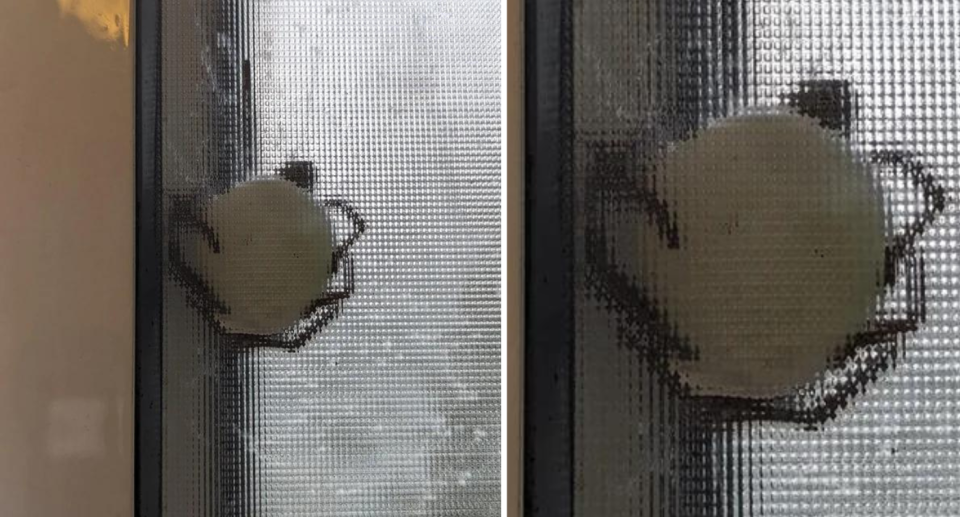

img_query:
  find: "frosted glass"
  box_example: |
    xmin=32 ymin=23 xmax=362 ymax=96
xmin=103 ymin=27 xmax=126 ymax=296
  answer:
xmin=571 ymin=1 xmax=958 ymax=515
xmin=155 ymin=1 xmax=501 ymax=515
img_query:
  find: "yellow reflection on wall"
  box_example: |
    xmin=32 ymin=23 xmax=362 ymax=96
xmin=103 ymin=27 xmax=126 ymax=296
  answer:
xmin=57 ymin=0 xmax=129 ymax=47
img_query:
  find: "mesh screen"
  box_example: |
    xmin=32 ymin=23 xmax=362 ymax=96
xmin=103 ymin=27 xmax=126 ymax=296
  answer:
xmin=156 ymin=1 xmax=500 ymax=515
xmin=572 ymin=1 xmax=960 ymax=515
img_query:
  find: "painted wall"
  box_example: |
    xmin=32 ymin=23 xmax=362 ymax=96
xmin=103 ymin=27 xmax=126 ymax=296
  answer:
xmin=0 ymin=0 xmax=133 ymax=515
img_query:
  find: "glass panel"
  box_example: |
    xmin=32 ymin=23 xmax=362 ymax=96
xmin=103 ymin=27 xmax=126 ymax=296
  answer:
xmin=155 ymin=1 xmax=501 ymax=514
xmin=565 ymin=1 xmax=957 ymax=515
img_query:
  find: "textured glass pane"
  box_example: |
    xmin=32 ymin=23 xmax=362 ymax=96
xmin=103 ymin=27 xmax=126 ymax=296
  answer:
xmin=157 ymin=1 xmax=501 ymax=515
xmin=571 ymin=1 xmax=958 ymax=515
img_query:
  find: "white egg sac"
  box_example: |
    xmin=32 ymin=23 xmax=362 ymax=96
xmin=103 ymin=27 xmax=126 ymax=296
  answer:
xmin=187 ymin=178 xmax=333 ymax=336
xmin=640 ymin=112 xmax=886 ymax=398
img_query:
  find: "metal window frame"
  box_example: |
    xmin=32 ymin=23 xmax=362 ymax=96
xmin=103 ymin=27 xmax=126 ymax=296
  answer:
xmin=135 ymin=0 xmax=163 ymax=515
xmin=523 ymin=0 xmax=575 ymax=515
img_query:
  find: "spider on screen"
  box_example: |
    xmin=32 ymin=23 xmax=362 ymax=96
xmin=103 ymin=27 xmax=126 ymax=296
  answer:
xmin=167 ymin=161 xmax=366 ymax=352
xmin=585 ymin=81 xmax=947 ymax=428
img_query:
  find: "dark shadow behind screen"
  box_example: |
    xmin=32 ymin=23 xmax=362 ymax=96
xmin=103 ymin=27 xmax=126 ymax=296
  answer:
xmin=526 ymin=0 xmax=960 ymax=516
xmin=139 ymin=1 xmax=501 ymax=515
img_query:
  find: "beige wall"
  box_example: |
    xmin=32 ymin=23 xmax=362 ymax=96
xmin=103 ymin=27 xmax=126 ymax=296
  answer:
xmin=0 ymin=0 xmax=134 ymax=515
